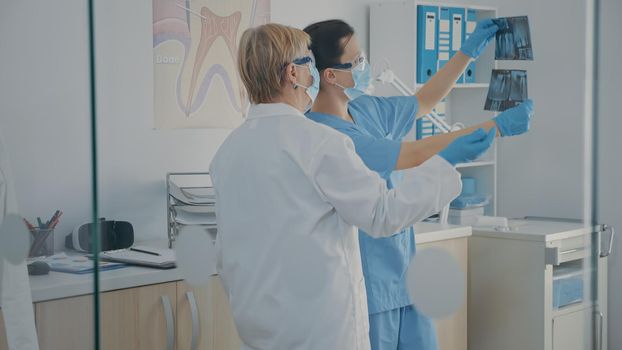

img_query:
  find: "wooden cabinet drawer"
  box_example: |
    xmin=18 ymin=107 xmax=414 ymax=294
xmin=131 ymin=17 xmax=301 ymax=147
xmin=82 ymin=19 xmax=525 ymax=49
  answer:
xmin=0 ymin=311 xmax=8 ymax=350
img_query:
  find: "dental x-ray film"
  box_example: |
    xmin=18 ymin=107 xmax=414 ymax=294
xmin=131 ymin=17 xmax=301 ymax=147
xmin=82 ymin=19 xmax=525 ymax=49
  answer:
xmin=484 ymin=69 xmax=528 ymax=111
xmin=493 ymin=16 xmax=533 ymax=60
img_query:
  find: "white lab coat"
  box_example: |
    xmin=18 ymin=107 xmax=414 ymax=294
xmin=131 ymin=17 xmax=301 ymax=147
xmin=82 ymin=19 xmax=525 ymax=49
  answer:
xmin=0 ymin=133 xmax=39 ymax=350
xmin=209 ymin=103 xmax=461 ymax=350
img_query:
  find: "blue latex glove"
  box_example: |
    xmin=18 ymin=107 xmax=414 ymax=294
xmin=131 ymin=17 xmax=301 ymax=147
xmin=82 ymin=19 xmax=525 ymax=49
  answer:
xmin=439 ymin=128 xmax=496 ymax=166
xmin=494 ymin=99 xmax=534 ymax=137
xmin=460 ymin=19 xmax=499 ymax=59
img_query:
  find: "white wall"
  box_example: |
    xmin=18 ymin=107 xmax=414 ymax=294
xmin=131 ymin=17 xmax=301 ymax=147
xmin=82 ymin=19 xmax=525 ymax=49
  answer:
xmin=272 ymin=0 xmax=371 ymax=50
xmin=0 ymin=0 xmax=93 ymax=250
xmin=94 ymin=0 xmax=230 ymax=241
xmin=493 ymin=0 xmax=589 ymax=220
xmin=597 ymin=0 xmax=622 ymax=347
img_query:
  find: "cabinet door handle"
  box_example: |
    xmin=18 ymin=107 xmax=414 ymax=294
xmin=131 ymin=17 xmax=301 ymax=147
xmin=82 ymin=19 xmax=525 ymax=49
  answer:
xmin=161 ymin=295 xmax=175 ymax=350
xmin=186 ymin=291 xmax=200 ymax=350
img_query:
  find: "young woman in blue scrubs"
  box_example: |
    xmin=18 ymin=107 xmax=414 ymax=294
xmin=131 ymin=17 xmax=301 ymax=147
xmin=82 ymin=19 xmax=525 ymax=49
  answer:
xmin=304 ymin=20 xmax=534 ymax=350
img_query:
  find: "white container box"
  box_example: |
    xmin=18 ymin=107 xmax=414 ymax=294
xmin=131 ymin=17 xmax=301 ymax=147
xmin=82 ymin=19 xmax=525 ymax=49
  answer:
xmin=448 ymin=206 xmax=485 ymax=225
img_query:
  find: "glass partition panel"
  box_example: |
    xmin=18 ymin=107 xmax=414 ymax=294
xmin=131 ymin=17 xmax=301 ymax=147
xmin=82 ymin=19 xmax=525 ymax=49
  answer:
xmin=0 ymin=1 xmax=98 ymax=349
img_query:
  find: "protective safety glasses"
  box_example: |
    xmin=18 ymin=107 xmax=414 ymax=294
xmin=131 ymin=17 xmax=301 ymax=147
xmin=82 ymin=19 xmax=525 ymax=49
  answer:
xmin=281 ymin=55 xmax=315 ymax=79
xmin=329 ymin=53 xmax=367 ymax=72
xmin=292 ymin=56 xmax=314 ymax=67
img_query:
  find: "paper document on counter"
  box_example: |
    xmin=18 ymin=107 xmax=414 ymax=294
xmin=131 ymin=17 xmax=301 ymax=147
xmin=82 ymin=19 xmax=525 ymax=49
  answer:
xmin=169 ymin=181 xmax=216 ymax=205
xmin=100 ymin=246 xmax=176 ymax=269
xmin=36 ymin=253 xmax=127 ymax=274
xmin=174 ymin=207 xmax=217 ymax=225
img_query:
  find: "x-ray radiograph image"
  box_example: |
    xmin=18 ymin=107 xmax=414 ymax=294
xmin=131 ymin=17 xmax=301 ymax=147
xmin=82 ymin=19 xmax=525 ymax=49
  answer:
xmin=493 ymin=16 xmax=533 ymax=60
xmin=509 ymin=70 xmax=528 ymax=101
xmin=485 ymin=69 xmax=528 ymax=111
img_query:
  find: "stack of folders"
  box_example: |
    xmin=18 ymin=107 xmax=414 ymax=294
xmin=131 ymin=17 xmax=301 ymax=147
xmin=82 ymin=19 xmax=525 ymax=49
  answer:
xmin=167 ymin=172 xmax=218 ymax=248
xmin=416 ymin=5 xmax=478 ymax=84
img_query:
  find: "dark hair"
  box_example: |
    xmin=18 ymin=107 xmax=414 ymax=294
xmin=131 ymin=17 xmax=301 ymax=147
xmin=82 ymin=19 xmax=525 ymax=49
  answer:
xmin=303 ymin=20 xmax=355 ymax=71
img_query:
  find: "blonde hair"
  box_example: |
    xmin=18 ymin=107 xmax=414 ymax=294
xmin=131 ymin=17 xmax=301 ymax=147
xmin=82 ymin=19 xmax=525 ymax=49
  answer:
xmin=238 ymin=23 xmax=310 ymax=104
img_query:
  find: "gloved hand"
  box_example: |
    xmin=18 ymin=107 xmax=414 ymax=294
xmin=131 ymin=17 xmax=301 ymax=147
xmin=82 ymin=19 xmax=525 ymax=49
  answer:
xmin=494 ymin=99 xmax=534 ymax=137
xmin=460 ymin=19 xmax=499 ymax=59
xmin=439 ymin=128 xmax=496 ymax=166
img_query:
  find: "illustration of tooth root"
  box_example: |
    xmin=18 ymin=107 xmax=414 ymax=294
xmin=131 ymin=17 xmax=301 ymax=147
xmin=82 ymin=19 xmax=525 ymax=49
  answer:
xmin=186 ymin=7 xmax=242 ymax=116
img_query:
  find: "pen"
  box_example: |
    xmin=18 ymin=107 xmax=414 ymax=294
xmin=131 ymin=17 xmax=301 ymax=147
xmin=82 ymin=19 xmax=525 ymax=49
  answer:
xmin=50 ymin=210 xmax=60 ymax=223
xmin=130 ymin=247 xmax=160 ymax=256
xmin=23 ymin=218 xmax=36 ymax=231
xmin=49 ymin=212 xmax=63 ymax=229
xmin=37 ymin=217 xmax=44 ymax=229
xmin=46 ymin=210 xmax=57 ymax=228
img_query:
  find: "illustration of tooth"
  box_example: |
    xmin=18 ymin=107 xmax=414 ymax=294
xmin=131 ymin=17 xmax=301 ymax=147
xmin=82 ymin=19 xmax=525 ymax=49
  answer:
xmin=185 ymin=7 xmax=241 ymax=116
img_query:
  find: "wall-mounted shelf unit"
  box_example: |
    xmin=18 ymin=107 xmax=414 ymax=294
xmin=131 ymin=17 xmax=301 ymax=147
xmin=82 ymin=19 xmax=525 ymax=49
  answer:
xmin=371 ymin=0 xmax=498 ymax=215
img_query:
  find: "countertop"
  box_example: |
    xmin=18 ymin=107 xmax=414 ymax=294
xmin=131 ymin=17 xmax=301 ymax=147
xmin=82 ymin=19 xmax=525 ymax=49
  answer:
xmin=23 ymin=223 xmax=471 ymax=304
xmin=413 ymin=222 xmax=472 ymax=244
xmin=470 ymin=218 xmax=600 ymax=242
xmin=28 ymin=264 xmax=187 ymax=303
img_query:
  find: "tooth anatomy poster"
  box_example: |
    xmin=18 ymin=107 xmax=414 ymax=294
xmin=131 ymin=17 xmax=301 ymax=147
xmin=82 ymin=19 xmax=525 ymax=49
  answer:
xmin=153 ymin=0 xmax=270 ymax=129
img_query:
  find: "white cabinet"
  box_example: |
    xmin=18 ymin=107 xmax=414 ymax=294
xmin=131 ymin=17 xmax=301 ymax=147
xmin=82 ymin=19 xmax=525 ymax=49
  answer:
xmin=552 ymin=307 xmax=593 ymax=350
xmin=468 ymin=219 xmax=609 ymax=350
xmin=418 ymin=237 xmax=468 ymax=350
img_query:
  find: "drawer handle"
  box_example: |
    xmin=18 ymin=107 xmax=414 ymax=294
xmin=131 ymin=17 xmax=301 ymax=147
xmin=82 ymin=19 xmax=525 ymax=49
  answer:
xmin=186 ymin=291 xmax=200 ymax=350
xmin=559 ymin=249 xmax=580 ymax=255
xmin=545 ymin=247 xmax=589 ymax=265
xmin=161 ymin=295 xmax=175 ymax=350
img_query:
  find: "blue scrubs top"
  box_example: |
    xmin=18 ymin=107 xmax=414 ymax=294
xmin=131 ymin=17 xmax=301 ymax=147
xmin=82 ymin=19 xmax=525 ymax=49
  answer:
xmin=307 ymin=95 xmax=419 ymax=314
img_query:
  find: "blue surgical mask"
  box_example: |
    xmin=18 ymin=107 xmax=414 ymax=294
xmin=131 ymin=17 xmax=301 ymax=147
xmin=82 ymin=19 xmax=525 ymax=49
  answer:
xmin=332 ymin=56 xmax=373 ymax=101
xmin=292 ymin=56 xmax=320 ymax=109
xmin=295 ymin=64 xmax=320 ymax=104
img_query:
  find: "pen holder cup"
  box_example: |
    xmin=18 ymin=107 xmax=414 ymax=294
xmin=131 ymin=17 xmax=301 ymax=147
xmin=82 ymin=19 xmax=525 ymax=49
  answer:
xmin=29 ymin=228 xmax=55 ymax=257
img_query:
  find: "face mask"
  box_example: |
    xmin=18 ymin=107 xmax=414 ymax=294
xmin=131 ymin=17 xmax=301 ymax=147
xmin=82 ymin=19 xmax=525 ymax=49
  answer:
xmin=334 ymin=59 xmax=373 ymax=101
xmin=294 ymin=62 xmax=320 ymax=110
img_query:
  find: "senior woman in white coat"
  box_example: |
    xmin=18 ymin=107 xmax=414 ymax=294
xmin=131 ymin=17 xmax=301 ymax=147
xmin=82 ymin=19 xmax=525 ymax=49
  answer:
xmin=209 ymin=23 xmax=494 ymax=350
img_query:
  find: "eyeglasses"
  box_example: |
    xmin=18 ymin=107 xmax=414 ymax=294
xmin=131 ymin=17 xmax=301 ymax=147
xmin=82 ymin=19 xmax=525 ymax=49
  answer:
xmin=292 ymin=56 xmax=314 ymax=66
xmin=329 ymin=53 xmax=367 ymax=71
xmin=281 ymin=55 xmax=315 ymax=78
